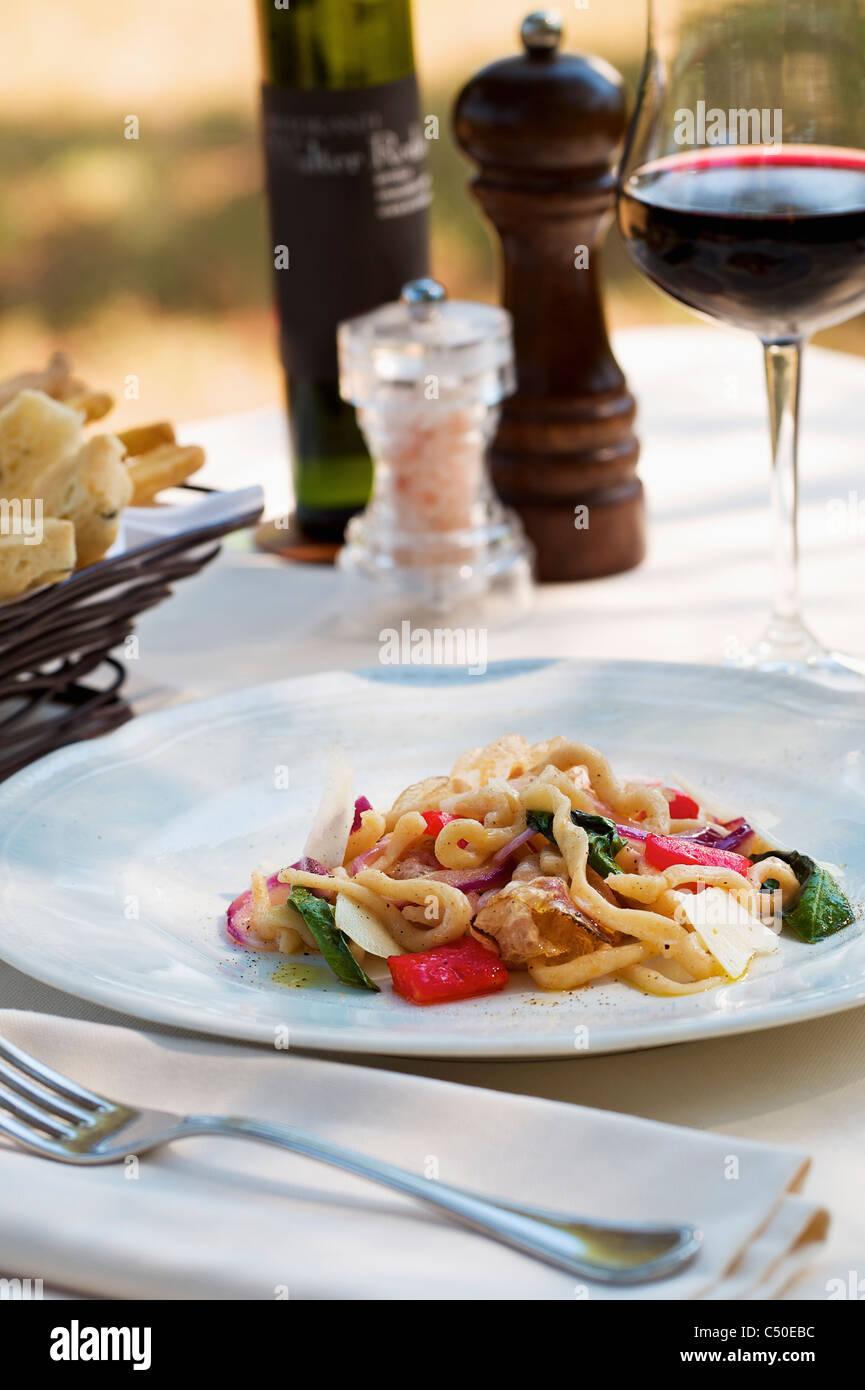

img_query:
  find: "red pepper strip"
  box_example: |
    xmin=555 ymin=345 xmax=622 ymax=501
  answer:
xmin=421 ymin=811 xmax=459 ymax=838
xmin=645 ymin=833 xmax=752 ymax=878
xmin=666 ymin=791 xmax=700 ymax=819
xmin=638 ymin=782 xmax=700 ymax=820
xmin=388 ymin=937 xmax=508 ymax=1005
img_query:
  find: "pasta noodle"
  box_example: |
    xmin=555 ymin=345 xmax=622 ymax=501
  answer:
xmin=439 ymin=779 xmax=522 ymax=827
xmin=528 ymin=942 xmax=655 ymax=990
xmin=345 ymin=809 xmax=387 ymax=862
xmin=355 ymin=869 xmax=472 ymax=949
xmin=433 ymin=817 xmax=518 ymax=869
xmin=748 ymin=855 xmax=800 ymax=905
xmin=368 ymin=812 xmax=427 ymax=873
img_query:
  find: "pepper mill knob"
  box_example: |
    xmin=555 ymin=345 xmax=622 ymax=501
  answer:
xmin=453 ymin=14 xmax=645 ymax=581
xmin=401 ymin=277 xmax=448 ymax=320
xmin=520 ymin=10 xmax=563 ymax=52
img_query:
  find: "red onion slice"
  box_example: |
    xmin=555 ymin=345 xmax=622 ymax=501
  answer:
xmin=226 ymin=860 xmax=336 ymax=950
xmin=351 ymin=835 xmax=392 ymax=875
xmin=690 ymin=818 xmax=753 ymax=852
xmin=429 ymin=862 xmax=512 ymax=894
xmin=226 ymin=871 xmax=290 ymax=951
xmin=617 ymin=824 xmax=648 ymax=843
xmin=285 ymin=857 xmax=333 ymax=899
xmin=289 ymin=857 xmax=329 ymax=876
xmin=491 ymin=826 xmax=537 ymax=863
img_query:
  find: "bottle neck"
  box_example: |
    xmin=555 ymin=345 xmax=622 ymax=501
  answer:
xmin=256 ymin=0 xmax=416 ymax=90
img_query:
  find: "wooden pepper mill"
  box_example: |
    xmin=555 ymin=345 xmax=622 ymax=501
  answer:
xmin=453 ymin=10 xmax=645 ymax=581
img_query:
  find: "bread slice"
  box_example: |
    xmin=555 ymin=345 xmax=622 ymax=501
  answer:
xmin=62 ymin=389 xmax=114 ymax=424
xmin=116 ymin=421 xmax=175 ymax=457
xmin=0 ymin=354 xmax=114 ymax=420
xmin=0 ymin=518 xmax=75 ymax=599
xmin=0 ymin=350 xmax=84 ymax=412
xmin=125 ymin=441 xmax=204 ymax=505
xmin=0 ymin=389 xmax=83 ymax=499
xmin=25 ymin=433 xmax=133 ymax=568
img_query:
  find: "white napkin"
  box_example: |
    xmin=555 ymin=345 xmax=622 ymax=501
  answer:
xmin=108 ymin=485 xmax=265 ymax=555
xmin=0 ymin=1010 xmax=827 ymax=1300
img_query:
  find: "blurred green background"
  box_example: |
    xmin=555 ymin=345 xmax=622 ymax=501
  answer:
xmin=1 ymin=0 xmax=862 ymax=427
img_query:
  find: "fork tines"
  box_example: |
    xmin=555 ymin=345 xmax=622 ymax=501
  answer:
xmin=0 ymin=1036 xmax=105 ymax=1137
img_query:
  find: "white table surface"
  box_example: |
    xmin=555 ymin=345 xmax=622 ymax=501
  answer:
xmin=3 ymin=324 xmax=865 ymax=1299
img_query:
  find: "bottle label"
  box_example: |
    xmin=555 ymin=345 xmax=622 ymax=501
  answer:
xmin=262 ymin=75 xmax=431 ymax=379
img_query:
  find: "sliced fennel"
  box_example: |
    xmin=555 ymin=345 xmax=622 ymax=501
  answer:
xmin=302 ymin=744 xmax=355 ymax=870
xmin=334 ymin=894 xmax=407 ymax=958
xmin=674 ymin=887 xmax=779 ymax=980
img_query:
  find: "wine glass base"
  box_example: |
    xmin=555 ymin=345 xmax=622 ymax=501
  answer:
xmin=726 ymin=628 xmax=865 ymax=690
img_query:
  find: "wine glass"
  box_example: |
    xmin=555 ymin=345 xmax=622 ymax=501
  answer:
xmin=617 ymin=0 xmax=865 ymax=684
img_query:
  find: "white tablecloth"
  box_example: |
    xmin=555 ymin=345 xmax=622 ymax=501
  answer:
xmin=3 ymin=325 xmax=865 ymax=1299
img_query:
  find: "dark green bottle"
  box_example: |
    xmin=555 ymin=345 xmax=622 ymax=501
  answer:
xmin=255 ymin=0 xmax=431 ymax=540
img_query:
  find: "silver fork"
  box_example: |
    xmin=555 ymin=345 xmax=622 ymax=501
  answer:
xmin=0 ymin=1036 xmax=701 ymax=1285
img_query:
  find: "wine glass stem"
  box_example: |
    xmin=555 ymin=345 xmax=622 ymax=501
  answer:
xmin=761 ymin=339 xmax=815 ymax=657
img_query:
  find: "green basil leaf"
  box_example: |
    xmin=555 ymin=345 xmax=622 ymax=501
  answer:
xmin=287 ymin=886 xmax=380 ymax=991
xmin=526 ymin=808 xmax=624 ymax=879
xmin=751 ymin=850 xmax=855 ymax=943
xmin=526 ymin=809 xmax=554 ymax=842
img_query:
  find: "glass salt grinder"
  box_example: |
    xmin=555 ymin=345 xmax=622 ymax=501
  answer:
xmin=336 ymin=278 xmax=534 ymax=631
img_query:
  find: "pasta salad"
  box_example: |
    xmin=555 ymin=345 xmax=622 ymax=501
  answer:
xmin=226 ymin=735 xmax=855 ymax=1005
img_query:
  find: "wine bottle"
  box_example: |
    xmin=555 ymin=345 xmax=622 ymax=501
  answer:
xmin=255 ymin=0 xmax=431 ymax=540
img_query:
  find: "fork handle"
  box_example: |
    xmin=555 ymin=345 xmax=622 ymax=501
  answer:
xmin=177 ymin=1114 xmax=697 ymax=1285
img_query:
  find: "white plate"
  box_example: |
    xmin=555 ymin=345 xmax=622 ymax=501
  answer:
xmin=0 ymin=659 xmax=863 ymax=1058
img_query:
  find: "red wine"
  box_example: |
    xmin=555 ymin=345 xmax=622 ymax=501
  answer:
xmin=618 ymin=147 xmax=865 ymax=339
